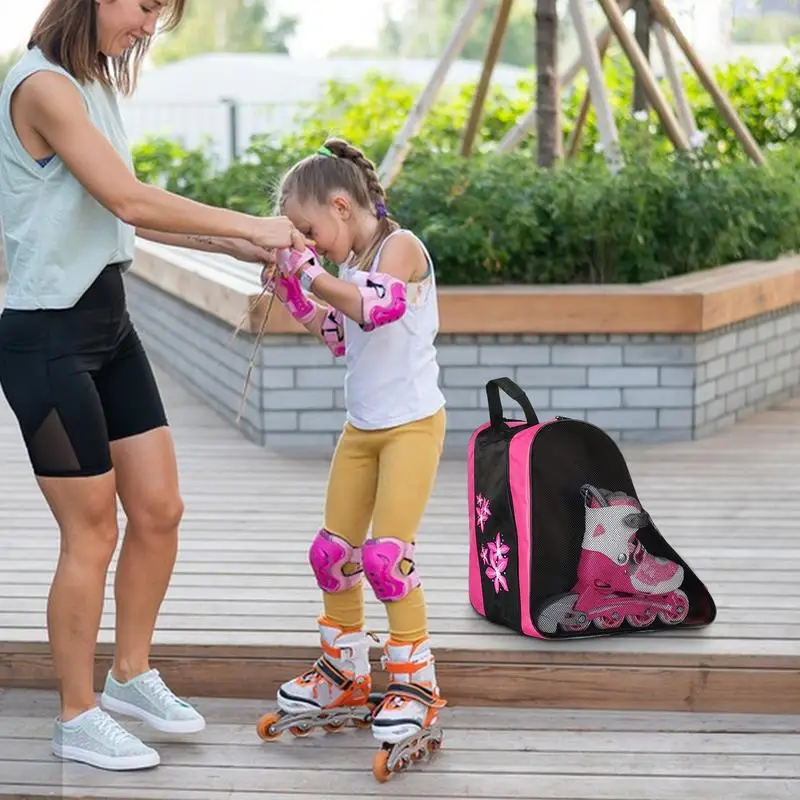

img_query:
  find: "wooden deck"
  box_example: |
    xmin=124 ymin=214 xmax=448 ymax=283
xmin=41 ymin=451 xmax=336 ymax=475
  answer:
xmin=1 ymin=363 xmax=799 ymax=714
xmin=2 ymin=689 xmax=798 ymax=799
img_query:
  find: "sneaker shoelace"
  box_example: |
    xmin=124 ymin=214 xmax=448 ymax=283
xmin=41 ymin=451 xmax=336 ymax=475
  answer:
xmin=93 ymin=711 xmax=142 ymax=750
xmin=141 ymin=671 xmax=183 ymax=708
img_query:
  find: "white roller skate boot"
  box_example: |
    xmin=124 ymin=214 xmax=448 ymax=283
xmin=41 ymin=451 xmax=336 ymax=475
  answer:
xmin=370 ymin=637 xmax=446 ymax=782
xmin=256 ymin=616 xmax=379 ymax=741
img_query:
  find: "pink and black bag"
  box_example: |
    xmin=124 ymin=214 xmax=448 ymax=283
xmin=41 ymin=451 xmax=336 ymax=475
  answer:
xmin=467 ymin=378 xmax=716 ymax=639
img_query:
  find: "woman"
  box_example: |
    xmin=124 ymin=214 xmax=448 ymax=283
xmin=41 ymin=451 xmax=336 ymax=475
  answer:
xmin=0 ymin=0 xmax=306 ymax=772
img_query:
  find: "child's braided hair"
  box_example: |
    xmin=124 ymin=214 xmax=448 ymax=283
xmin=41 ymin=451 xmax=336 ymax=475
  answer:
xmin=275 ymin=137 xmax=398 ymax=269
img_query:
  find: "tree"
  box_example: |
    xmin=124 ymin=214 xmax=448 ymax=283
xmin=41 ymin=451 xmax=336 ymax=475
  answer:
xmin=536 ymin=0 xmax=560 ymax=167
xmin=150 ymin=0 xmax=297 ymax=65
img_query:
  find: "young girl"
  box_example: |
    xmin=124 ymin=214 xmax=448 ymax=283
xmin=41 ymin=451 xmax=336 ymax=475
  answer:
xmin=255 ymin=138 xmax=447 ymax=781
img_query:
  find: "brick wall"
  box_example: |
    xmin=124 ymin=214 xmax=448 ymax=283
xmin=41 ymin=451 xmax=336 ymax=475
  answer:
xmin=125 ymin=275 xmax=800 ymax=456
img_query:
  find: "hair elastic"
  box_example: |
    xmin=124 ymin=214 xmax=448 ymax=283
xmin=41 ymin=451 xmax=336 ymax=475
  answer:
xmin=376 ymin=201 xmax=388 ymax=219
xmin=317 ymin=145 xmax=334 ymax=157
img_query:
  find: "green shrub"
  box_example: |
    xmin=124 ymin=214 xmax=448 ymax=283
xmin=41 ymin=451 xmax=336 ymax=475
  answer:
xmin=387 ymin=145 xmax=800 ymax=285
xmin=131 ymin=52 xmax=800 ymax=285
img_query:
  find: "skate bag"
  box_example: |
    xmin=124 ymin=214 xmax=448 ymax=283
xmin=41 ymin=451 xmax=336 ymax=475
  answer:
xmin=467 ymin=377 xmax=717 ymax=639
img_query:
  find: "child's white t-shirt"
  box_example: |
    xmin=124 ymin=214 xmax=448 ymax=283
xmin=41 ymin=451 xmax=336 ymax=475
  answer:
xmin=338 ymin=229 xmax=446 ymax=430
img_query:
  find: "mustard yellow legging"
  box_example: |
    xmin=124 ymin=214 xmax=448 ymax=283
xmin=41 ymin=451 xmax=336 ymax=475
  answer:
xmin=320 ymin=407 xmax=446 ymax=643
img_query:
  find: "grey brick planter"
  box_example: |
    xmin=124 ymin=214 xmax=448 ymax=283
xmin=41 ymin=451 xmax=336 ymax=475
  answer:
xmin=124 ymin=272 xmax=800 ymax=457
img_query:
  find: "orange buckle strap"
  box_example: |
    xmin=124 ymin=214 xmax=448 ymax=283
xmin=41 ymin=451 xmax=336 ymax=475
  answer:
xmin=380 ymin=680 xmax=447 ymax=710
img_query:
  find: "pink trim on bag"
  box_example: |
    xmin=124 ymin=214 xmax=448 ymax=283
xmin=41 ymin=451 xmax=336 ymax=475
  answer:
xmin=507 ymin=420 xmax=557 ymax=638
xmin=467 ymin=422 xmax=491 ymax=617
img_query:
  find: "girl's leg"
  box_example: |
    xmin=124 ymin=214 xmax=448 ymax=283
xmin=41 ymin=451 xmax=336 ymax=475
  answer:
xmin=365 ymin=408 xmax=447 ymax=759
xmin=318 ymin=422 xmax=380 ymax=629
xmin=266 ymin=423 xmax=381 ymax=730
xmin=369 ymin=407 xmax=446 ymax=642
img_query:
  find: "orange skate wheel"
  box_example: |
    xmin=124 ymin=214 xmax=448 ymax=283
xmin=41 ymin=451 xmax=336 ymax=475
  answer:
xmin=372 ymin=749 xmax=392 ymax=783
xmin=256 ymin=713 xmax=283 ymax=742
xmin=288 ymin=724 xmax=313 ymax=737
xmin=323 ymin=721 xmax=346 ymax=733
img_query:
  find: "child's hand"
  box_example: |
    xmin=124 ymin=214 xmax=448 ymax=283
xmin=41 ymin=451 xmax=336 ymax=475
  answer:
xmin=276 ymin=246 xmax=318 ymax=277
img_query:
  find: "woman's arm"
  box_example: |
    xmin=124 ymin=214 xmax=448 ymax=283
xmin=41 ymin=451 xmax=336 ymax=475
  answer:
xmin=137 ymin=229 xmax=276 ymax=264
xmin=136 ymin=229 xmax=227 ymax=253
xmin=19 ymin=72 xmax=305 ymax=251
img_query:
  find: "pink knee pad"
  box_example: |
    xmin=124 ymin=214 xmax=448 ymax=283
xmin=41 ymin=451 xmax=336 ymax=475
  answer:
xmin=308 ymin=528 xmax=363 ymax=593
xmin=362 ymin=538 xmax=420 ymax=602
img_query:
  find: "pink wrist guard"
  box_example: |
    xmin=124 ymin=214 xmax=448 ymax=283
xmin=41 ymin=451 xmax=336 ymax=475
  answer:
xmin=320 ymin=306 xmax=345 ymax=357
xmin=277 ymin=246 xmax=318 ymax=276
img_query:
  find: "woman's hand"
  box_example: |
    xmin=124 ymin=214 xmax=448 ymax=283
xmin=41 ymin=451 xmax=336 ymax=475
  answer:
xmin=248 ymin=216 xmax=307 ymax=252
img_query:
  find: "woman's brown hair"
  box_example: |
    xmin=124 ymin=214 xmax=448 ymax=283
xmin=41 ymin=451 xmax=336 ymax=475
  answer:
xmin=276 ymin=137 xmax=399 ymax=270
xmin=29 ymin=0 xmax=187 ymax=96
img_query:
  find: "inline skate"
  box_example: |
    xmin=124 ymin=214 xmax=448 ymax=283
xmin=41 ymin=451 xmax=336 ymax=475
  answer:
xmin=369 ymin=637 xmax=446 ymax=783
xmin=256 ymin=617 xmax=382 ymax=740
xmin=537 ymin=484 xmax=689 ymax=634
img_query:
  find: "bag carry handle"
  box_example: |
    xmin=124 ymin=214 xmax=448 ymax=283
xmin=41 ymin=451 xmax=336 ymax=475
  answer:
xmin=485 ymin=377 xmax=539 ymax=428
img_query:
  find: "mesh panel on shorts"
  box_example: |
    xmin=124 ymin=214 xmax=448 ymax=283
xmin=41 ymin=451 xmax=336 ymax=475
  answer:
xmin=29 ymin=408 xmax=81 ymax=475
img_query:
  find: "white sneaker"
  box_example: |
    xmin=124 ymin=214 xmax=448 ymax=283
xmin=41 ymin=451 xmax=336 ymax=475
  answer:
xmin=100 ymin=669 xmax=206 ymax=734
xmin=52 ymin=706 xmax=160 ymax=771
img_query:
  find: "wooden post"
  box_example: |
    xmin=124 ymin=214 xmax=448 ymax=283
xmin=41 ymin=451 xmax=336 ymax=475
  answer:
xmin=565 ymin=14 xmax=614 ymax=160
xmin=652 ymin=22 xmax=698 ymax=143
xmin=649 ymin=0 xmax=765 ymax=165
xmin=378 ymin=0 xmax=485 ymax=187
xmin=569 ymin=0 xmax=622 ymax=172
xmin=461 ymin=0 xmax=515 ymax=157
xmin=495 ymin=0 xmax=633 ymax=154
xmin=632 ymin=0 xmax=651 ymax=113
xmin=596 ymin=0 xmax=689 ymax=151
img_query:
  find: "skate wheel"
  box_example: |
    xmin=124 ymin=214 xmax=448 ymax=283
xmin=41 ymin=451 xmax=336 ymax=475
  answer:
xmin=372 ymin=749 xmax=392 ymax=783
xmin=595 ymin=614 xmax=624 ymax=630
xmin=627 ymin=610 xmax=657 ymax=628
xmin=256 ymin=713 xmax=283 ymax=742
xmin=323 ymin=721 xmax=346 ymax=733
xmin=289 ymin=724 xmax=313 ymax=738
xmin=658 ymin=589 xmax=690 ymax=625
xmin=563 ymin=615 xmax=591 ymax=633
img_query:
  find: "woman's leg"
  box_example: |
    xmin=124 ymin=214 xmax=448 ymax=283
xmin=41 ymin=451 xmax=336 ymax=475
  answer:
xmin=0 ymin=309 xmax=160 ymax=770
xmin=39 ymin=471 xmax=119 ymax=720
xmin=91 ymin=326 xmax=203 ymax=734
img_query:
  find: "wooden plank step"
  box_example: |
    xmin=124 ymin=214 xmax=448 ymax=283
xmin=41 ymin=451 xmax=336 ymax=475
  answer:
xmin=2 ymin=689 xmax=798 ymax=799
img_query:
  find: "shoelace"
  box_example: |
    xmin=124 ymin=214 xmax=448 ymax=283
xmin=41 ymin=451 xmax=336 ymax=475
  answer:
xmin=141 ymin=672 xmax=182 ymax=708
xmin=93 ymin=711 xmax=141 ymax=750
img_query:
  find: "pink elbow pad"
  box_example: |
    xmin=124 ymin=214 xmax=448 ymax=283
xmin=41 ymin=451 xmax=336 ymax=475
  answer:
xmin=349 ymin=271 xmax=407 ymax=332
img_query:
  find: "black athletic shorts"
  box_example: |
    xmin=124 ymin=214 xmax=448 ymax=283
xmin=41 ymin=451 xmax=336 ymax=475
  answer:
xmin=0 ymin=262 xmax=168 ymax=478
